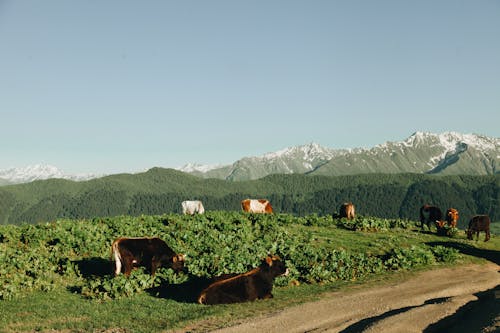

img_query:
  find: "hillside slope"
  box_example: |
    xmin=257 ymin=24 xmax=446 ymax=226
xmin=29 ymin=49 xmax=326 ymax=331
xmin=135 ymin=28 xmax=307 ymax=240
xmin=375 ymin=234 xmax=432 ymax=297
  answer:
xmin=0 ymin=169 xmax=498 ymax=226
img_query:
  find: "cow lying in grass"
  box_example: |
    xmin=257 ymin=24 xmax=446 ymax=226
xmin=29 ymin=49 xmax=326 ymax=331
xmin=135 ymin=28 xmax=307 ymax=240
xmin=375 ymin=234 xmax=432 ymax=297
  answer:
xmin=198 ymin=255 xmax=288 ymax=305
xmin=466 ymin=215 xmax=491 ymax=242
xmin=111 ymin=237 xmax=185 ymax=276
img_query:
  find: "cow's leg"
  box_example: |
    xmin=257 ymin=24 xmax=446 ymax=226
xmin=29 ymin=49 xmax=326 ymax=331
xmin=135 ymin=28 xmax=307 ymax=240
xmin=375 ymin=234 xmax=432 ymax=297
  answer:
xmin=485 ymin=230 xmax=490 ymax=242
xmin=150 ymin=259 xmax=159 ymax=276
xmin=123 ymin=259 xmax=134 ymax=276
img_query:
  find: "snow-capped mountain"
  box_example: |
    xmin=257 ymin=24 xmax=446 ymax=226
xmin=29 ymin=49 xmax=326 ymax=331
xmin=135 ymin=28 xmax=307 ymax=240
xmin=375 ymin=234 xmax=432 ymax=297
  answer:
xmin=177 ymin=163 xmax=224 ymax=173
xmin=0 ymin=164 xmax=101 ymax=185
xmin=182 ymin=132 xmax=499 ymax=180
xmin=178 ymin=142 xmax=347 ymax=181
xmin=2 ymin=132 xmax=498 ymax=185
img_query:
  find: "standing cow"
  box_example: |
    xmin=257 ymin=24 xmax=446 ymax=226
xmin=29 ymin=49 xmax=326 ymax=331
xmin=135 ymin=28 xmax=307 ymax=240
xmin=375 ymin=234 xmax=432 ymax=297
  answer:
xmin=182 ymin=200 xmax=205 ymax=215
xmin=466 ymin=215 xmax=491 ymax=242
xmin=111 ymin=237 xmax=185 ymax=276
xmin=445 ymin=208 xmax=459 ymax=228
xmin=241 ymin=199 xmax=273 ymax=214
xmin=419 ymin=204 xmax=443 ymax=230
xmin=339 ymin=202 xmax=355 ymax=220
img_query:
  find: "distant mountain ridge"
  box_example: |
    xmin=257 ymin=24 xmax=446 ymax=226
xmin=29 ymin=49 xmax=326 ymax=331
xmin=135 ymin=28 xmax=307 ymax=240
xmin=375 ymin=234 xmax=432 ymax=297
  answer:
xmin=179 ymin=132 xmax=499 ymax=180
xmin=1 ymin=132 xmax=498 ymax=185
xmin=0 ymin=164 xmax=101 ymax=185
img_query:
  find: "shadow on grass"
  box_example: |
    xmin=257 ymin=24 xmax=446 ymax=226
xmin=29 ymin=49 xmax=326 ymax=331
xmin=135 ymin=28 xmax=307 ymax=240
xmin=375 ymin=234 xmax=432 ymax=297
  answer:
xmin=148 ymin=275 xmax=214 ymax=303
xmin=339 ymin=297 xmax=451 ymax=333
xmin=423 ymin=285 xmax=500 ymax=333
xmin=72 ymin=257 xmax=114 ymax=278
xmin=425 ymin=241 xmax=500 ymax=265
xmin=149 ymin=273 xmax=240 ymax=303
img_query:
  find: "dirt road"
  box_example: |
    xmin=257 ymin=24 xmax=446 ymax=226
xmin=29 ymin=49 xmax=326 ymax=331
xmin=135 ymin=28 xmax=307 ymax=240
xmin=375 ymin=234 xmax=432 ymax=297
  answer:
xmin=211 ymin=263 xmax=500 ymax=333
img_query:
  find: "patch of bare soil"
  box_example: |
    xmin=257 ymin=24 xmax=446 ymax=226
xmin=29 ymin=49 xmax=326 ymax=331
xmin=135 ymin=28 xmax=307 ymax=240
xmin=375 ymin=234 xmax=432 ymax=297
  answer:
xmin=210 ymin=263 xmax=500 ymax=333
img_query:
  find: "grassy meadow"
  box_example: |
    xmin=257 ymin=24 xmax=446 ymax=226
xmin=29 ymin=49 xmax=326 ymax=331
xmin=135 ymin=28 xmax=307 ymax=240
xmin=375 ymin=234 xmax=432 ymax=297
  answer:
xmin=0 ymin=212 xmax=498 ymax=332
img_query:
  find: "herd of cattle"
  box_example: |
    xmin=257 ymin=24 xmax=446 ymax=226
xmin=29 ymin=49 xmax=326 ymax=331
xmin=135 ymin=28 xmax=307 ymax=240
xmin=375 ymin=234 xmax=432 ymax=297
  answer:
xmin=110 ymin=199 xmax=491 ymax=305
xmin=419 ymin=204 xmax=491 ymax=242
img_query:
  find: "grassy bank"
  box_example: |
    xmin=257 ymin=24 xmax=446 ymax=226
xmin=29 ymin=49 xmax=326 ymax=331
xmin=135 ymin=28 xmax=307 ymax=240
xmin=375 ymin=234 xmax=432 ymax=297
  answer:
xmin=0 ymin=212 xmax=497 ymax=332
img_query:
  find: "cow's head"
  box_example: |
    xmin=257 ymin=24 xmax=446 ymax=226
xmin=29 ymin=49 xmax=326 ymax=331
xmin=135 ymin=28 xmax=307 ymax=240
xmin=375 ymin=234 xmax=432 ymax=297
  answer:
xmin=435 ymin=220 xmax=446 ymax=229
xmin=447 ymin=209 xmax=458 ymax=219
xmin=261 ymin=255 xmax=289 ymax=277
xmin=265 ymin=202 xmax=274 ymax=214
xmin=170 ymin=254 xmax=186 ymax=272
xmin=159 ymin=253 xmax=185 ymax=272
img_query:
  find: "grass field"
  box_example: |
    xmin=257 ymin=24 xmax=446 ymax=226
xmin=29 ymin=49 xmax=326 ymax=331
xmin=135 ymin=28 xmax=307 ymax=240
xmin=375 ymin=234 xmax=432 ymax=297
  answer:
xmin=0 ymin=212 xmax=497 ymax=332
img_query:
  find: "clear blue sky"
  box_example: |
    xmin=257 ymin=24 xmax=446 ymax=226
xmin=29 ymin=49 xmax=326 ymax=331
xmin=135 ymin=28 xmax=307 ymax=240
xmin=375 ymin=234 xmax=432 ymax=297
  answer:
xmin=1 ymin=1 xmax=499 ymax=174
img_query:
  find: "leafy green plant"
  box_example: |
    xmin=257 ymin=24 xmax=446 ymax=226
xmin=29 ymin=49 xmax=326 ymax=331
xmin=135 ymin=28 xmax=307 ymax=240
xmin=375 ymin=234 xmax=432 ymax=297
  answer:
xmin=0 ymin=212 xmax=463 ymax=300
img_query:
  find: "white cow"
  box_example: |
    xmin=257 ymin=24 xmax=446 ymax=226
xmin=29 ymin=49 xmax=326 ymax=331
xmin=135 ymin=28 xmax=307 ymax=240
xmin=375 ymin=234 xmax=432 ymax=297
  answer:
xmin=182 ymin=200 xmax=205 ymax=215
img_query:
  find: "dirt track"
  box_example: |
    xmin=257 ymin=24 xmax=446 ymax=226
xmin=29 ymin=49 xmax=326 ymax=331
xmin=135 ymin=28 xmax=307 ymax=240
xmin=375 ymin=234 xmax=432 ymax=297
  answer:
xmin=211 ymin=263 xmax=500 ymax=333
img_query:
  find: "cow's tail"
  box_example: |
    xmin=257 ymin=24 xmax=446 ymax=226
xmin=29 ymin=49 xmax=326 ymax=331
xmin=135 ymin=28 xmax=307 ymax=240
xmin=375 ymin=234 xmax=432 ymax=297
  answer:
xmin=111 ymin=239 xmax=122 ymax=276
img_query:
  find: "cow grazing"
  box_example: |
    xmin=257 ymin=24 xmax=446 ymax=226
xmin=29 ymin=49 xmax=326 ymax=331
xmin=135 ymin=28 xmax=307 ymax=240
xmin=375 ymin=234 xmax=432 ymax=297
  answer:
xmin=182 ymin=200 xmax=205 ymax=215
xmin=339 ymin=202 xmax=355 ymax=220
xmin=111 ymin=237 xmax=185 ymax=276
xmin=445 ymin=208 xmax=459 ymax=228
xmin=435 ymin=220 xmax=447 ymax=229
xmin=198 ymin=255 xmax=288 ymax=305
xmin=241 ymin=199 xmax=273 ymax=214
xmin=467 ymin=215 xmax=491 ymax=242
xmin=419 ymin=204 xmax=443 ymax=229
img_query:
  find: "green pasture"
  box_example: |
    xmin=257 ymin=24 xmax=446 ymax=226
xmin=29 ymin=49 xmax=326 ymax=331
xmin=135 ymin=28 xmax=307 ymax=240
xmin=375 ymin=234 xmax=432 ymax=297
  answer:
xmin=0 ymin=212 xmax=497 ymax=332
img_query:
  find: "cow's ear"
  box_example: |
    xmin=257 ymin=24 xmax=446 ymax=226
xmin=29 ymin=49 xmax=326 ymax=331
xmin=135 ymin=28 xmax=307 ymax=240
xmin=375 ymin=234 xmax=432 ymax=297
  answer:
xmin=265 ymin=256 xmax=273 ymax=267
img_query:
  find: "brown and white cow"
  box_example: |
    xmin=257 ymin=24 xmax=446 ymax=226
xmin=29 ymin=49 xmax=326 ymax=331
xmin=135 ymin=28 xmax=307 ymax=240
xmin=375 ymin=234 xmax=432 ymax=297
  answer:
xmin=111 ymin=237 xmax=185 ymax=276
xmin=445 ymin=208 xmax=459 ymax=228
xmin=182 ymin=200 xmax=205 ymax=215
xmin=466 ymin=215 xmax=491 ymax=242
xmin=241 ymin=199 xmax=273 ymax=214
xmin=419 ymin=204 xmax=443 ymax=230
xmin=197 ymin=255 xmax=288 ymax=305
xmin=339 ymin=202 xmax=355 ymax=220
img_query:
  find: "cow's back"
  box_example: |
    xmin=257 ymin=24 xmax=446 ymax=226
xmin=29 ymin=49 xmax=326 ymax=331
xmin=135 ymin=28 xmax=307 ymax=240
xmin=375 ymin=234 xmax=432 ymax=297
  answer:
xmin=469 ymin=215 xmax=491 ymax=230
xmin=467 ymin=215 xmax=491 ymax=241
xmin=182 ymin=200 xmax=205 ymax=215
xmin=241 ymin=199 xmax=272 ymax=213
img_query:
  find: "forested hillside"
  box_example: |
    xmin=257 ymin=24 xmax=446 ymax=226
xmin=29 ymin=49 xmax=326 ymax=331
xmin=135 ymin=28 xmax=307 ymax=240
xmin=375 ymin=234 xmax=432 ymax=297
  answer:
xmin=0 ymin=168 xmax=498 ymax=227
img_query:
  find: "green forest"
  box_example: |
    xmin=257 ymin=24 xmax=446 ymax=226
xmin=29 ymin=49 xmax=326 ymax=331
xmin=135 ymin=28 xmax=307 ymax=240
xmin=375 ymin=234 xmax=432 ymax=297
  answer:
xmin=0 ymin=168 xmax=498 ymax=227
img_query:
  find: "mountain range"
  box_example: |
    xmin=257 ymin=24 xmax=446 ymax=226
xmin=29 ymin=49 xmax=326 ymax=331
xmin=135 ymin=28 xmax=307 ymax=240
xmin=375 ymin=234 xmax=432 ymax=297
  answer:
xmin=179 ymin=131 xmax=499 ymax=180
xmin=1 ymin=131 xmax=498 ymax=185
xmin=0 ymin=165 xmax=101 ymax=186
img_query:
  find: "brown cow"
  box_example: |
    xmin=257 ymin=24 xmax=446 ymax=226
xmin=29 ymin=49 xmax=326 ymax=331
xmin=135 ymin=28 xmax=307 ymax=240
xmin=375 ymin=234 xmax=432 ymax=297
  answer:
xmin=111 ymin=237 xmax=185 ymax=276
xmin=197 ymin=255 xmax=288 ymax=305
xmin=445 ymin=208 xmax=459 ymax=228
xmin=419 ymin=204 xmax=443 ymax=230
xmin=241 ymin=199 xmax=273 ymax=213
xmin=339 ymin=202 xmax=355 ymax=220
xmin=466 ymin=215 xmax=491 ymax=242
